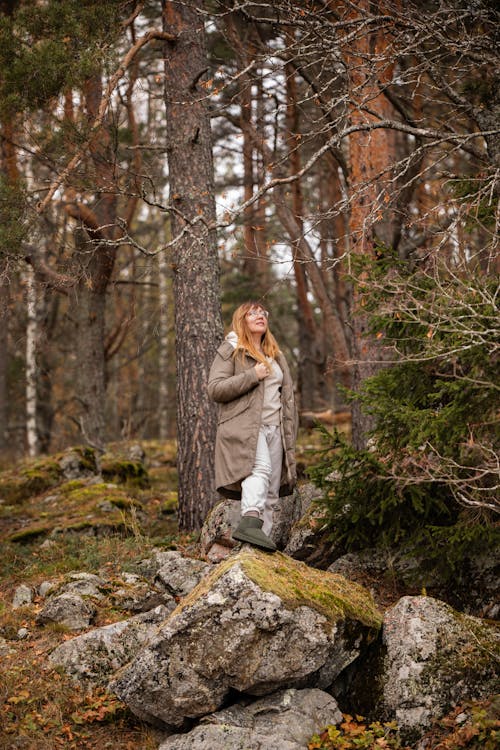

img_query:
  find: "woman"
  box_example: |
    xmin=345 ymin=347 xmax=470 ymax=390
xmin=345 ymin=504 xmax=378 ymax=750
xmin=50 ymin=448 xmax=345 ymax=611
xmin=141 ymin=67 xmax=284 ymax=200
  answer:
xmin=207 ymin=301 xmax=297 ymax=551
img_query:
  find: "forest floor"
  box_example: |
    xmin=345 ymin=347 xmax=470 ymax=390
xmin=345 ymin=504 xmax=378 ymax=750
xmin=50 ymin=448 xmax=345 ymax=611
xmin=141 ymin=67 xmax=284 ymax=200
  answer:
xmin=0 ymin=436 xmax=497 ymax=750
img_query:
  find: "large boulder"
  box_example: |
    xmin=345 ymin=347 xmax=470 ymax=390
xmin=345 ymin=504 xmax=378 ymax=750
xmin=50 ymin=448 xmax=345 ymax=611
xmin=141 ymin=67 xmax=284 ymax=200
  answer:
xmin=110 ymin=548 xmax=381 ymax=727
xmin=49 ymin=605 xmax=171 ymax=686
xmin=158 ymin=688 xmax=343 ymax=750
xmin=349 ymin=596 xmax=500 ymax=742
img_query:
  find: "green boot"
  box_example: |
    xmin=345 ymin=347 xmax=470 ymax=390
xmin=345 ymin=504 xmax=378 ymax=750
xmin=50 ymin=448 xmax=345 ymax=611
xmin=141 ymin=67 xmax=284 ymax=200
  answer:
xmin=232 ymin=516 xmax=277 ymax=552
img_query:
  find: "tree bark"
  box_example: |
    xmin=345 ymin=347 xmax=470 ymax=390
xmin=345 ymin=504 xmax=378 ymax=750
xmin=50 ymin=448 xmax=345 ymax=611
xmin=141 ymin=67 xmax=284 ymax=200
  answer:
xmin=158 ymin=248 xmax=171 ymax=440
xmin=162 ymin=1 xmax=223 ymax=531
xmin=71 ymin=228 xmax=110 ymax=450
xmin=25 ymin=266 xmax=38 ymax=456
xmin=0 ymin=271 xmax=8 ymax=452
xmin=345 ymin=0 xmax=400 ymax=449
xmin=64 ymin=72 xmax=118 ymax=449
xmin=285 ymin=61 xmax=332 ymax=412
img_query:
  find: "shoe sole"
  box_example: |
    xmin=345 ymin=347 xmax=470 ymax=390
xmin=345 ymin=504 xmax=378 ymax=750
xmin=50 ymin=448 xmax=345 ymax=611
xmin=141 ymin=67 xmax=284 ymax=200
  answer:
xmin=232 ymin=531 xmax=276 ymax=552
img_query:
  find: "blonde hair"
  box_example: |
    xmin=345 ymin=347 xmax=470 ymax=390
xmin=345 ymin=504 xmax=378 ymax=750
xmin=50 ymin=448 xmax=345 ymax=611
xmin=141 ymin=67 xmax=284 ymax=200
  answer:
xmin=231 ymin=301 xmax=280 ymax=365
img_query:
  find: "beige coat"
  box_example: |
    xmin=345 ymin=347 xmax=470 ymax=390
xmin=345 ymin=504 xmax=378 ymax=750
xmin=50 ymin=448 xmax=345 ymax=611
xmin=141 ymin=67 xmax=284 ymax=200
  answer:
xmin=207 ymin=340 xmax=297 ymax=499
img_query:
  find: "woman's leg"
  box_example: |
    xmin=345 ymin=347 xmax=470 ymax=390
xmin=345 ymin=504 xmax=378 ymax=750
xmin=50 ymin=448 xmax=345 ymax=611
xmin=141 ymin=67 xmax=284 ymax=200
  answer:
xmin=262 ymin=425 xmax=283 ymax=535
xmin=240 ymin=427 xmax=271 ymax=518
xmin=234 ymin=426 xmax=277 ymax=551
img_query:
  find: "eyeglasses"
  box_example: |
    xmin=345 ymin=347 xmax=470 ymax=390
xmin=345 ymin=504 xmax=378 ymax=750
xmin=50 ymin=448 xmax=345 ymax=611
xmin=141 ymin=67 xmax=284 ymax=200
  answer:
xmin=247 ymin=309 xmax=269 ymax=318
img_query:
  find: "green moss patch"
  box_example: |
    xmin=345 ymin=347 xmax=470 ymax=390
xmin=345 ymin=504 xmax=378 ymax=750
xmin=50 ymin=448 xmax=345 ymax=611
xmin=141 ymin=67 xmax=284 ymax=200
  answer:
xmin=3 ymin=482 xmax=144 ymax=544
xmin=0 ymin=447 xmax=99 ymax=505
xmin=159 ymin=491 xmax=178 ymax=515
xmin=100 ymin=457 xmax=149 ymax=488
xmin=240 ymin=549 xmax=382 ymax=629
xmin=0 ymin=458 xmax=61 ymax=504
xmin=177 ymin=548 xmax=382 ymax=630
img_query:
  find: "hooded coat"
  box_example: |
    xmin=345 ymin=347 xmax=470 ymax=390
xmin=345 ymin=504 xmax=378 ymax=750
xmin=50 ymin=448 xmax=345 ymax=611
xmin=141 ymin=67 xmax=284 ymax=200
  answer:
xmin=207 ymin=334 xmax=297 ymax=499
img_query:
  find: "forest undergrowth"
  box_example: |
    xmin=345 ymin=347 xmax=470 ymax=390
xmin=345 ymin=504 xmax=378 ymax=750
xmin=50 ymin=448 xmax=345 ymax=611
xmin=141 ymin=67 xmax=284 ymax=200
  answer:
xmin=0 ymin=437 xmax=498 ymax=750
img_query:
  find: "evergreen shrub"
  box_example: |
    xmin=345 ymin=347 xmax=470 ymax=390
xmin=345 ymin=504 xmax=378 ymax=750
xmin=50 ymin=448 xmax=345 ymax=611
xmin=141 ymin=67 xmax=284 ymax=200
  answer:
xmin=309 ymin=256 xmax=499 ymax=579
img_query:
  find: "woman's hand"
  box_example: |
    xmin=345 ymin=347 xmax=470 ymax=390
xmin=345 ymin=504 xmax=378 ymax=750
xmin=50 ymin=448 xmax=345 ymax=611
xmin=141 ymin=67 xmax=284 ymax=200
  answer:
xmin=254 ymin=362 xmax=269 ymax=380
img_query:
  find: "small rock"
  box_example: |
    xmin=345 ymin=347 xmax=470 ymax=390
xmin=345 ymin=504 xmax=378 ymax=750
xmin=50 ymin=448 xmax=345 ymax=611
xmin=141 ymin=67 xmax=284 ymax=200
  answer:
xmin=58 ymin=449 xmax=98 ymax=480
xmin=12 ymin=584 xmax=34 ymax=609
xmin=121 ymin=573 xmax=142 ymax=585
xmin=62 ymin=572 xmax=106 ymax=596
xmin=129 ymin=444 xmax=146 ymax=463
xmin=98 ymin=501 xmax=115 ymax=512
xmin=40 ymin=539 xmax=57 ymax=550
xmin=38 ymin=580 xmax=57 ymax=598
xmin=112 ymin=583 xmax=176 ymax=614
xmin=17 ymin=628 xmax=29 ymax=640
xmin=37 ymin=592 xmax=96 ymax=630
xmin=0 ymin=636 xmax=15 ymax=656
xmin=205 ymin=542 xmax=233 ymax=563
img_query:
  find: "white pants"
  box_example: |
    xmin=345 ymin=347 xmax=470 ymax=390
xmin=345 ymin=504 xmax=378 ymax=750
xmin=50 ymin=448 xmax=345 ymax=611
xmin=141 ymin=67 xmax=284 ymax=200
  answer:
xmin=241 ymin=424 xmax=283 ymax=535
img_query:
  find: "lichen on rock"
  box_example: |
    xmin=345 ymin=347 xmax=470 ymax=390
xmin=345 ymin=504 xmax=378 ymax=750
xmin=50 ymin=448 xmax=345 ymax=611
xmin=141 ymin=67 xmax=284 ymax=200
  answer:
xmin=110 ymin=548 xmax=381 ymax=727
xmin=349 ymin=595 xmax=500 ymax=743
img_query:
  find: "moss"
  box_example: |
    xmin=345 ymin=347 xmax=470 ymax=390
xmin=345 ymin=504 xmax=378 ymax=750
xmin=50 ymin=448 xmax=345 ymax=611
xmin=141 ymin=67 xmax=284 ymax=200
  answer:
xmin=55 ymin=519 xmax=129 ymax=537
xmin=58 ymin=480 xmax=87 ymax=495
xmin=419 ymin=605 xmax=500 ymax=696
xmin=0 ymin=458 xmax=62 ymax=504
xmin=240 ymin=550 xmax=382 ymax=629
xmin=159 ymin=492 xmax=178 ymax=515
xmin=176 ymin=548 xmax=383 ymax=630
xmin=0 ymin=447 xmax=100 ymax=505
xmin=7 ymin=524 xmax=53 ymax=543
xmin=109 ymin=496 xmax=143 ymax=511
xmin=100 ymin=458 xmax=149 ymax=488
xmin=4 ymin=482 xmax=143 ymax=544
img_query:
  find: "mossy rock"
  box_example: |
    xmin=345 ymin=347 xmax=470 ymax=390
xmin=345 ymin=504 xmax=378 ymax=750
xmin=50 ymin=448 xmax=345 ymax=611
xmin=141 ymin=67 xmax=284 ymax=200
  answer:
xmin=179 ymin=548 xmax=383 ymax=630
xmin=100 ymin=457 xmax=149 ymax=488
xmin=4 ymin=482 xmax=144 ymax=544
xmin=159 ymin=491 xmax=178 ymax=515
xmin=0 ymin=457 xmax=62 ymax=504
xmin=0 ymin=447 xmax=99 ymax=505
xmin=8 ymin=524 xmax=55 ymax=544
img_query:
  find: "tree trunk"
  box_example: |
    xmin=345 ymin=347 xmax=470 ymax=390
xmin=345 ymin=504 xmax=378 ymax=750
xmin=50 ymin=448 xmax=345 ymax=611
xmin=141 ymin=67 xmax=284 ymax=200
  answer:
xmin=25 ymin=266 xmax=39 ymax=456
xmin=158 ymin=247 xmax=171 ymax=440
xmin=346 ymin=0 xmax=400 ymax=449
xmin=285 ymin=62 xmax=332 ymax=412
xmin=0 ymin=271 xmax=8 ymax=452
xmin=71 ymin=228 xmax=110 ymax=451
xmin=65 ymin=73 xmax=118 ymax=449
xmin=162 ymin=1 xmax=223 ymax=531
